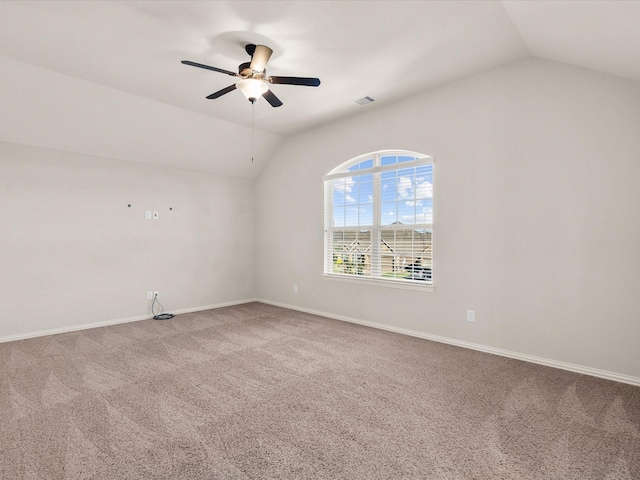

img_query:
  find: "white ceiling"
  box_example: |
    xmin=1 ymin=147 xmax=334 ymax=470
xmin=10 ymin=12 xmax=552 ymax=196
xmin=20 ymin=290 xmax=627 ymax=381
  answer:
xmin=0 ymin=1 xmax=639 ymax=175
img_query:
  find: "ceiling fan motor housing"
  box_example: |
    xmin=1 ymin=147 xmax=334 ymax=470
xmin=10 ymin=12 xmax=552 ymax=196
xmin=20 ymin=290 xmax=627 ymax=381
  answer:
xmin=238 ymin=62 xmax=252 ymax=77
xmin=238 ymin=62 xmax=266 ymax=79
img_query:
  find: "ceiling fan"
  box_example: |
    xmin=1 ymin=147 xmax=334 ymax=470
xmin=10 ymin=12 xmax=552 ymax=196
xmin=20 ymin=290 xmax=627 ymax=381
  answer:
xmin=182 ymin=44 xmax=321 ymax=107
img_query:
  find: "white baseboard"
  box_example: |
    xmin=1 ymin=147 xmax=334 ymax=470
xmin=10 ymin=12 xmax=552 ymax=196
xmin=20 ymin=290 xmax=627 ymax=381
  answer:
xmin=4 ymin=297 xmax=638 ymax=387
xmin=169 ymin=298 xmax=258 ymax=317
xmin=0 ymin=298 xmax=257 ymax=344
xmin=257 ymin=298 xmax=640 ymax=387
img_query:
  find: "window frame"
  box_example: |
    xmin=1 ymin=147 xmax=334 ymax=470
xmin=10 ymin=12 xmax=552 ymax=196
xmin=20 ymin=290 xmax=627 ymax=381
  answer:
xmin=323 ymin=150 xmax=434 ymax=291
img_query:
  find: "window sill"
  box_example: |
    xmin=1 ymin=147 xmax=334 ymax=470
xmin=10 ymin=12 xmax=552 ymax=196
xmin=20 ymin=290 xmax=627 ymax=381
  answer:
xmin=321 ymin=273 xmax=434 ymax=292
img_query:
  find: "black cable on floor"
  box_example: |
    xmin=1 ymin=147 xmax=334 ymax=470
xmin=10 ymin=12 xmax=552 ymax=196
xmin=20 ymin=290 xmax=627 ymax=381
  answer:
xmin=151 ymin=294 xmax=174 ymax=320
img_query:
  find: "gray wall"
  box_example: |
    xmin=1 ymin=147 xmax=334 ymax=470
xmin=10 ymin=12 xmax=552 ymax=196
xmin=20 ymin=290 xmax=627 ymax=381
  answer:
xmin=255 ymin=58 xmax=640 ymax=379
xmin=0 ymin=142 xmax=255 ymax=338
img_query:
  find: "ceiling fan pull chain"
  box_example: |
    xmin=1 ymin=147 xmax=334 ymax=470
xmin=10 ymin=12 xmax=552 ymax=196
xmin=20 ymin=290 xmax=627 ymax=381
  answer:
xmin=251 ymin=102 xmax=255 ymax=163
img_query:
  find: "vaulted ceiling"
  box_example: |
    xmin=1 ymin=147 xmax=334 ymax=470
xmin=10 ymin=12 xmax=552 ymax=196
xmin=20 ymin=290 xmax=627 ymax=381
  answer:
xmin=1 ymin=1 xmax=639 ymax=177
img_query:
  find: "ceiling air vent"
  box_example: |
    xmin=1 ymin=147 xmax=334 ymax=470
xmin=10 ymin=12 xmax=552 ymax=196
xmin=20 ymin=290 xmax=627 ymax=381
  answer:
xmin=354 ymin=95 xmax=376 ymax=105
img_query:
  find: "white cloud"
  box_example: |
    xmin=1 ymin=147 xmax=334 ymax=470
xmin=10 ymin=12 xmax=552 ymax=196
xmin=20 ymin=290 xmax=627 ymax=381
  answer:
xmin=397 ymin=176 xmax=412 ymax=198
xmin=333 ymin=176 xmax=355 ymax=193
xmin=346 ymin=194 xmax=356 ymax=203
xmin=405 ymin=200 xmax=422 ymax=207
xmin=415 ymin=180 xmax=432 ymax=200
xmin=397 ymin=176 xmax=432 ymax=201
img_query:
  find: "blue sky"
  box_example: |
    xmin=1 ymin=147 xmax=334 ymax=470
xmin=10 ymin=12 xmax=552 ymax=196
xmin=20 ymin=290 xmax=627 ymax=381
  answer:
xmin=332 ymin=159 xmax=433 ymax=228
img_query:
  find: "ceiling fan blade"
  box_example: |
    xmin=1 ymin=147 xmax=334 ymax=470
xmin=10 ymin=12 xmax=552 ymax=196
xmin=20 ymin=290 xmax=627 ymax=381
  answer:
xmin=269 ymin=76 xmax=321 ymax=87
xmin=206 ymin=84 xmax=237 ymax=99
xmin=249 ymin=45 xmax=273 ymax=73
xmin=262 ymin=89 xmax=283 ymax=107
xmin=181 ymin=60 xmax=239 ymax=78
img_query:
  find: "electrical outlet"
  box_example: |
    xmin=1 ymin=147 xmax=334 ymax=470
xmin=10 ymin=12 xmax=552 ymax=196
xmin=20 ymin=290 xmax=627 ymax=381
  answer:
xmin=153 ymin=291 xmax=159 ymax=298
xmin=293 ymin=284 xmax=298 ymax=293
xmin=147 ymin=291 xmax=153 ymax=300
xmin=467 ymin=310 xmax=475 ymax=322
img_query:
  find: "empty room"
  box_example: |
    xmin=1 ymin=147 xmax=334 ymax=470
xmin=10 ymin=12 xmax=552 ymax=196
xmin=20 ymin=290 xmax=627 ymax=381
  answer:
xmin=1 ymin=1 xmax=639 ymax=478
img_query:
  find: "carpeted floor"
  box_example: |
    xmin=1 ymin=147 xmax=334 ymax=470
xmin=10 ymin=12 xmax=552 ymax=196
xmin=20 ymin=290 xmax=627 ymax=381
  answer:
xmin=1 ymin=302 xmax=638 ymax=479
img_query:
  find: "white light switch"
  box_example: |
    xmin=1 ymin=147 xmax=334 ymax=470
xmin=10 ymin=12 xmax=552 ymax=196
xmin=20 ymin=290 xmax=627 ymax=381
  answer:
xmin=153 ymin=212 xmax=159 ymax=219
xmin=145 ymin=210 xmax=152 ymax=220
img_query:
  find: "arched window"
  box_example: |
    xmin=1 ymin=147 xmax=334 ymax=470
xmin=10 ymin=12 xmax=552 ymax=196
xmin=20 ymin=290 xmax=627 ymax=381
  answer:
xmin=324 ymin=150 xmax=433 ymax=288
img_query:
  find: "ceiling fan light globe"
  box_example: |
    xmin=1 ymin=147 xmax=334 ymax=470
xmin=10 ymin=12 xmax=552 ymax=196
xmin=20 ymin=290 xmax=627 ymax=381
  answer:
xmin=237 ymin=79 xmax=269 ymax=103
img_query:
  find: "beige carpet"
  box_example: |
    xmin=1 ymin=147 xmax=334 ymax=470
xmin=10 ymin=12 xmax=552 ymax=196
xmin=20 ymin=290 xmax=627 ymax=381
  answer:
xmin=1 ymin=302 xmax=638 ymax=479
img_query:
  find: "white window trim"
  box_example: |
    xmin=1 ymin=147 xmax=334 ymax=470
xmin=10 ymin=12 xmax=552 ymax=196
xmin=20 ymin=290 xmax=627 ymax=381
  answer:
xmin=321 ymin=272 xmax=435 ymax=292
xmin=323 ymin=156 xmax=432 ymax=181
xmin=323 ymin=150 xmax=434 ymax=291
